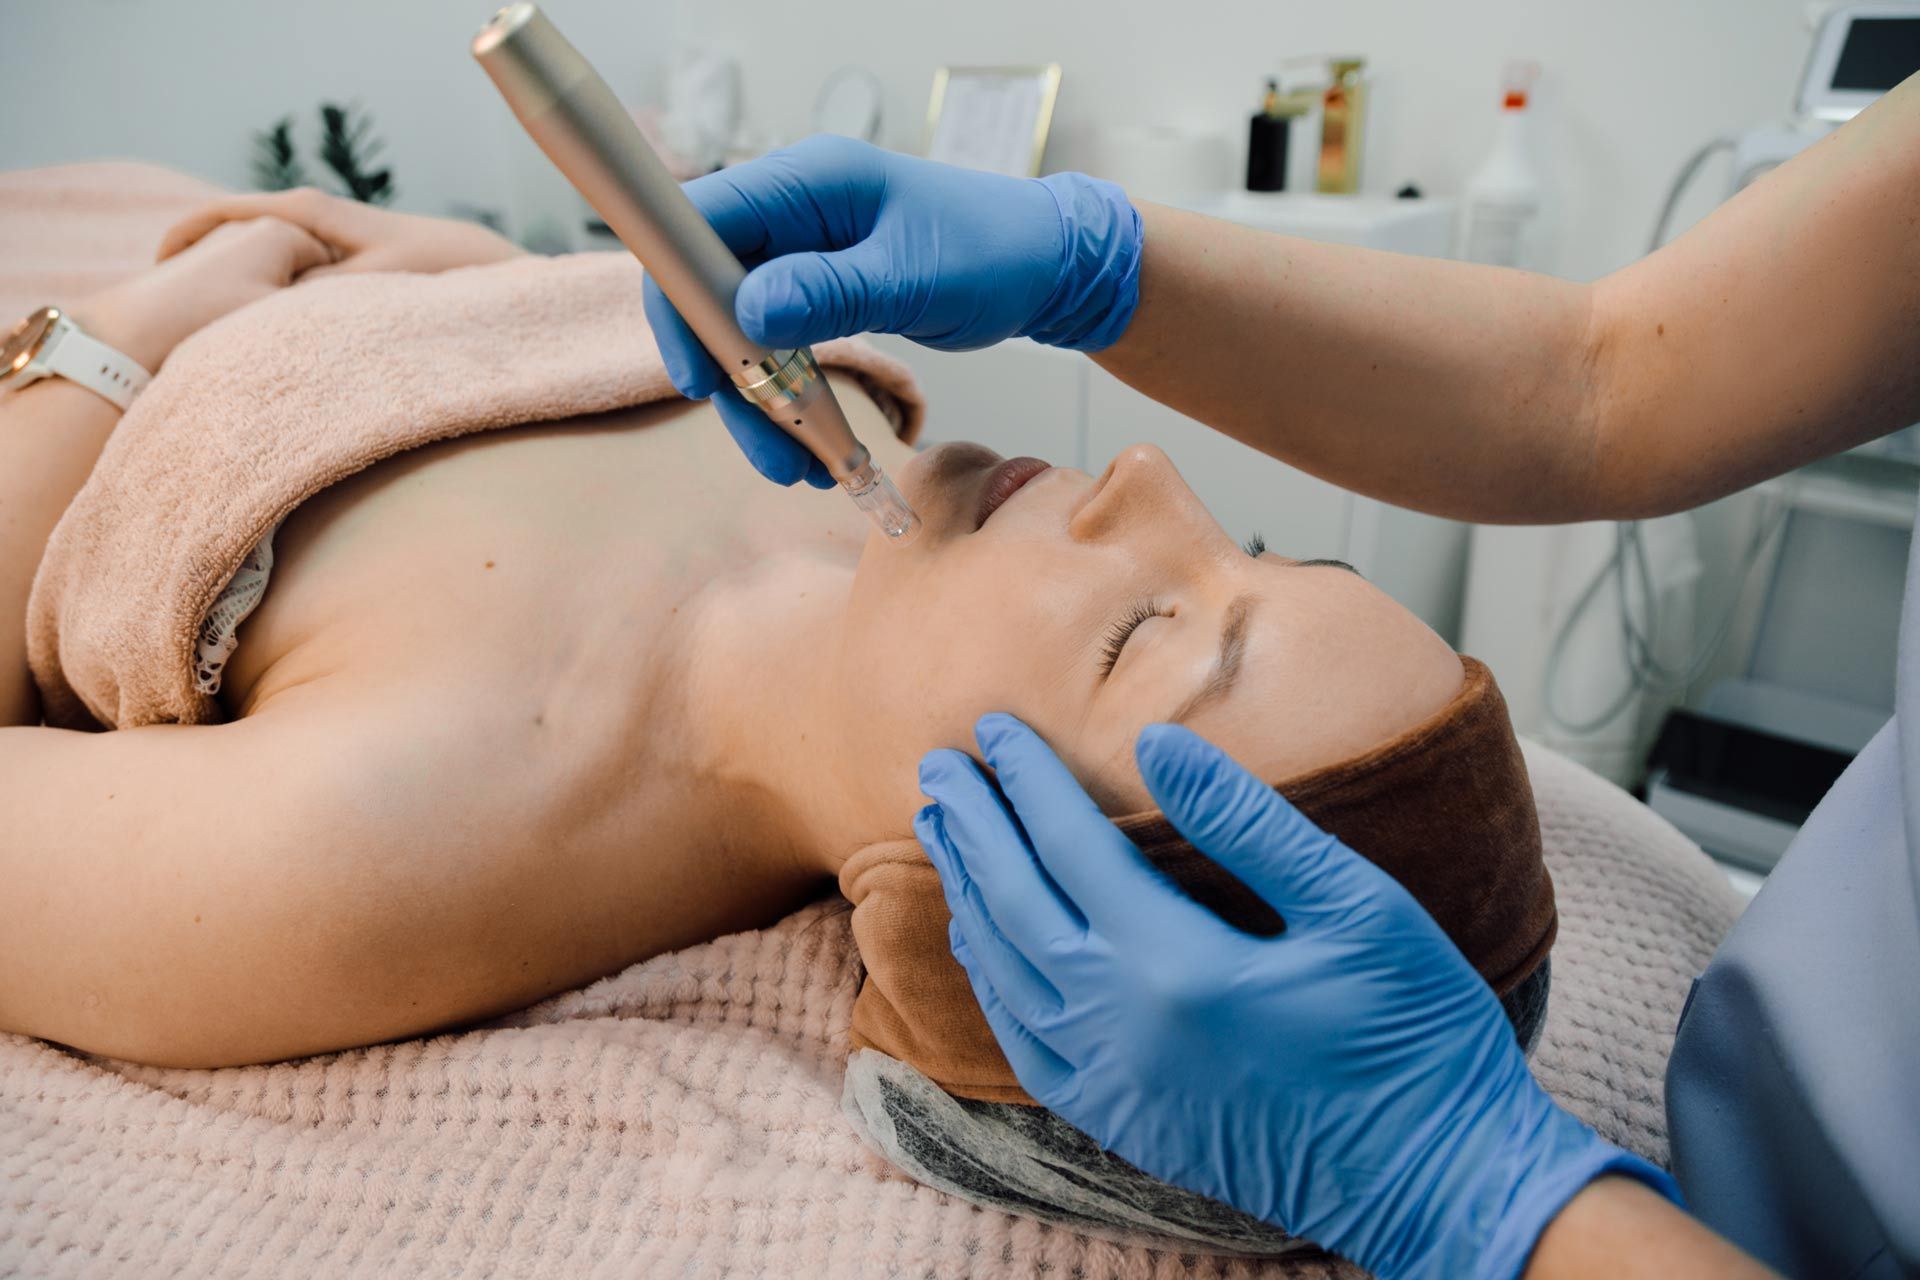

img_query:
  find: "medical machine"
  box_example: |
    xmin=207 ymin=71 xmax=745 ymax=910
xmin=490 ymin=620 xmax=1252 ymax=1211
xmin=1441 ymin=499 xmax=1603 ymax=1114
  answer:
xmin=1655 ymin=6 xmax=1920 ymax=234
xmin=1638 ymin=6 xmax=1920 ymax=875
xmin=472 ymin=4 xmax=920 ymax=543
xmin=1464 ymin=6 xmax=1920 ymax=878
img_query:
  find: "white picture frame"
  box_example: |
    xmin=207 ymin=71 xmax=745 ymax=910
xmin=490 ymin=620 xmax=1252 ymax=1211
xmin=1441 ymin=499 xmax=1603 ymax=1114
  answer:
xmin=924 ymin=64 xmax=1062 ymax=178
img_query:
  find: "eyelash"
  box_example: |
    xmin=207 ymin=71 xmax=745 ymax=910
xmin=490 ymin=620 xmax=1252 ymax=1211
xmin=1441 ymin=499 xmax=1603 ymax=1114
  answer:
xmin=1099 ymin=536 xmax=1262 ymax=679
xmin=1099 ymin=601 xmax=1162 ymax=676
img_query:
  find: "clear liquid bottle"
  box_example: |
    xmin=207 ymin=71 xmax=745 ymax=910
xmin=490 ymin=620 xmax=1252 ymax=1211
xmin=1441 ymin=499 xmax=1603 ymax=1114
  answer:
xmin=1456 ymin=61 xmax=1543 ymax=269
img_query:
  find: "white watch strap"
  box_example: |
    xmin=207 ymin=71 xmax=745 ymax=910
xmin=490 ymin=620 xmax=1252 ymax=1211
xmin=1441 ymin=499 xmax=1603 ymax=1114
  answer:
xmin=42 ymin=320 xmax=152 ymax=410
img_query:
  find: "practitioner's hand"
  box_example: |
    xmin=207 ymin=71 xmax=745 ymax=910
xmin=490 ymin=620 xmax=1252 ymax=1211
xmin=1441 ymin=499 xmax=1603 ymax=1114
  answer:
xmin=644 ymin=134 xmax=1143 ymax=486
xmin=76 ymin=216 xmax=334 ymax=372
xmin=157 ymin=189 xmax=522 ymax=279
xmin=915 ymin=715 xmax=1679 ymax=1280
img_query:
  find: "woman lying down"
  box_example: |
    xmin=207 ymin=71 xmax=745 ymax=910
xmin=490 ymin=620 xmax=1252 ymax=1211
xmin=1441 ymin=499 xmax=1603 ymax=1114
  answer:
xmin=0 ymin=191 xmax=1556 ymax=1255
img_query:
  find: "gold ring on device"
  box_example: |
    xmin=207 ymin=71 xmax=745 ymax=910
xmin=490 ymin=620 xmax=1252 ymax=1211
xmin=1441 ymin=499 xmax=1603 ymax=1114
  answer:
xmin=732 ymin=348 xmax=821 ymax=411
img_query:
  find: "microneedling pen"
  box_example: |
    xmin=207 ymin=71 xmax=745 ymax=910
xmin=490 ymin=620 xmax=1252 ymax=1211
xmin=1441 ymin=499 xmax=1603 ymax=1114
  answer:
xmin=472 ymin=4 xmax=920 ymax=542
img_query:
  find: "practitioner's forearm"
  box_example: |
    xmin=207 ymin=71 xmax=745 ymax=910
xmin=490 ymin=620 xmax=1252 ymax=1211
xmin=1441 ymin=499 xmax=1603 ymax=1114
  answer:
xmin=0 ymin=369 xmax=123 ymax=726
xmin=1096 ymin=76 xmax=1920 ymax=524
xmin=1095 ymin=203 xmax=1602 ymax=523
xmin=1524 ymin=1177 xmax=1780 ymax=1280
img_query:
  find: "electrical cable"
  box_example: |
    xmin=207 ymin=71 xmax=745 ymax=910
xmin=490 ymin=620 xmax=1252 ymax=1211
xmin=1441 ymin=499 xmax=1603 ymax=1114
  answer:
xmin=1543 ymin=495 xmax=1791 ymax=735
xmin=1543 ymin=134 xmax=1789 ymax=736
xmin=1644 ymin=135 xmax=1738 ymax=261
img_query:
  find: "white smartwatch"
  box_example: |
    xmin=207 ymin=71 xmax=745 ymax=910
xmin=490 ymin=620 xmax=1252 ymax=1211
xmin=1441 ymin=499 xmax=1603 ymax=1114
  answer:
xmin=0 ymin=305 xmax=152 ymax=410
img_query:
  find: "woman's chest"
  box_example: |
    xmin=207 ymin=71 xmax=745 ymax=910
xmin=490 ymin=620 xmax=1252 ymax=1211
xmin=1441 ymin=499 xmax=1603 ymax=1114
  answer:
xmin=217 ymin=404 xmax=834 ymax=717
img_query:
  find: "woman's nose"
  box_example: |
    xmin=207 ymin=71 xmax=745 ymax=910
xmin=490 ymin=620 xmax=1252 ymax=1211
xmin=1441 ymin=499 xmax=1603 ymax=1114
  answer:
xmin=1068 ymin=444 xmax=1209 ymax=543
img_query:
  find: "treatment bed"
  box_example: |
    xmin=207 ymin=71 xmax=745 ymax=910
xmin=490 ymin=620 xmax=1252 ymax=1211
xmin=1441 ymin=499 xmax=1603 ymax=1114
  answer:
xmin=0 ymin=164 xmax=1743 ymax=1279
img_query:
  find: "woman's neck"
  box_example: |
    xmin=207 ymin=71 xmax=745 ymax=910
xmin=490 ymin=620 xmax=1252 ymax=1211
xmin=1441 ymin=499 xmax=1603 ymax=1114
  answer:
xmin=649 ymin=384 xmax=920 ymax=884
xmin=659 ymin=546 xmax=872 ymax=885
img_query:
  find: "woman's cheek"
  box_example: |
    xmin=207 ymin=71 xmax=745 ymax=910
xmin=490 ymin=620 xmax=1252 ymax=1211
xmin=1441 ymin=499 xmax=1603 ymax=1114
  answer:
xmin=889 ymin=626 xmax=1054 ymax=761
xmin=858 ymin=544 xmax=1091 ymax=748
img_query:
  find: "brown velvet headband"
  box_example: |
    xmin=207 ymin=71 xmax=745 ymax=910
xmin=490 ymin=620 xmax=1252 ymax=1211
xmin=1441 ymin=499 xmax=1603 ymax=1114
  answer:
xmin=837 ymin=656 xmax=1556 ymax=1105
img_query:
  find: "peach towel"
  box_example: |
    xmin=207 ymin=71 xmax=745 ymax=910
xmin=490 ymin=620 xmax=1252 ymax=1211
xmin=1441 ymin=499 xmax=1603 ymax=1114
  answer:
xmin=20 ymin=179 xmax=921 ymax=731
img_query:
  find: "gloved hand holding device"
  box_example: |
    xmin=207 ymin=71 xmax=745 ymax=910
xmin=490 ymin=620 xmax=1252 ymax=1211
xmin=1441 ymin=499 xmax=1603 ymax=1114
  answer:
xmin=914 ymin=714 xmax=1680 ymax=1280
xmin=644 ymin=135 xmax=1142 ymax=486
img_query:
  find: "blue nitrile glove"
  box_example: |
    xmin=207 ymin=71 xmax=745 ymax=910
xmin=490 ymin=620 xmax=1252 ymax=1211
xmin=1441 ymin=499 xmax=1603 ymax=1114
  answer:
xmin=913 ymin=714 xmax=1680 ymax=1280
xmin=642 ymin=134 xmax=1143 ymax=486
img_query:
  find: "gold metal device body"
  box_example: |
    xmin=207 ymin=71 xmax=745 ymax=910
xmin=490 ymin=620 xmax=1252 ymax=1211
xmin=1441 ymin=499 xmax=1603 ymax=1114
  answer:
xmin=472 ymin=4 xmax=920 ymax=540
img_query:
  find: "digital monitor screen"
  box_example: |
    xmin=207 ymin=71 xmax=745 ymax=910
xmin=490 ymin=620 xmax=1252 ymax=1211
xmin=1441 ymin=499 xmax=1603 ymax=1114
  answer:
xmin=1648 ymin=710 xmax=1852 ymax=827
xmin=1831 ymin=17 xmax=1920 ymax=91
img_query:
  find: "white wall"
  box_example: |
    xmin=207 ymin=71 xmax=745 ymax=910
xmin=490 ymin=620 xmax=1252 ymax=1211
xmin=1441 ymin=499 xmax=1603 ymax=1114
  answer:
xmin=0 ymin=0 xmax=676 ymax=244
xmin=6 ymin=0 xmax=1817 ymax=281
xmin=670 ymin=0 xmax=1816 ymax=282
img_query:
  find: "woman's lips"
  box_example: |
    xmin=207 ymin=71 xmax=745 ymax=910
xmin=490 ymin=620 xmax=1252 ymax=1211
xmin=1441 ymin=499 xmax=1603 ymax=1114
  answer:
xmin=976 ymin=456 xmax=1053 ymax=529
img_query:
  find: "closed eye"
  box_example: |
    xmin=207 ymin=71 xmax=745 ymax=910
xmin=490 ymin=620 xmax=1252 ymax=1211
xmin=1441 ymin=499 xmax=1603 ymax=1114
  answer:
xmin=1099 ymin=600 xmax=1162 ymax=677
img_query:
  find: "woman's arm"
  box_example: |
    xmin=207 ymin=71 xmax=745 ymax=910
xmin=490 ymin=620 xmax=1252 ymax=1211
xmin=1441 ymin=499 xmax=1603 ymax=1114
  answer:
xmin=156 ymin=188 xmax=525 ymax=277
xmin=0 ymin=216 xmax=331 ymax=724
xmin=0 ymin=379 xmax=121 ymax=725
xmin=1 ymin=664 xmax=689 ymax=1068
xmin=0 ymin=678 xmax=491 ymax=1067
xmin=0 ymin=700 xmax=365 ymax=1065
xmin=1096 ymin=73 xmax=1920 ymax=523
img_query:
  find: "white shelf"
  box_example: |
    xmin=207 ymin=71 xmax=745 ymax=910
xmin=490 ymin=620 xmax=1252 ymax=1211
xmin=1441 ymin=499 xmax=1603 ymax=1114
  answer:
xmin=1770 ymin=464 xmax=1918 ymax=530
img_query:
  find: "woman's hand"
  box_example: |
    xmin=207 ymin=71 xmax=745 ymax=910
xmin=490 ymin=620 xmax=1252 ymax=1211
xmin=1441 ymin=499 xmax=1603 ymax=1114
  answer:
xmin=156 ymin=189 xmax=522 ymax=279
xmin=74 ymin=216 xmax=334 ymax=372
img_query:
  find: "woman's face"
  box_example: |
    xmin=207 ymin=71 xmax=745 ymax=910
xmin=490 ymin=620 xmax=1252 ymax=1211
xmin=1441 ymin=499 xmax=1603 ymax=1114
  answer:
xmin=836 ymin=442 xmax=1464 ymax=835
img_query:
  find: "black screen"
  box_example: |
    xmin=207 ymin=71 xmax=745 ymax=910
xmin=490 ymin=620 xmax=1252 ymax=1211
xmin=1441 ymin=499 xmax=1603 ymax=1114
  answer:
xmin=1647 ymin=710 xmax=1852 ymax=826
xmin=1831 ymin=17 xmax=1920 ymax=91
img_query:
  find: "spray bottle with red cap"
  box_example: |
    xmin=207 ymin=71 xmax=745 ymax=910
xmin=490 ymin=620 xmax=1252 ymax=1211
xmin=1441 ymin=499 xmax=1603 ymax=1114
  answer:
xmin=1455 ymin=61 xmax=1545 ymax=270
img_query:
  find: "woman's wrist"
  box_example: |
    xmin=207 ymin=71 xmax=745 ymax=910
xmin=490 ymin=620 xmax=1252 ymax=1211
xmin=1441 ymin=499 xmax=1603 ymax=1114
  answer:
xmin=67 ymin=292 xmax=173 ymax=374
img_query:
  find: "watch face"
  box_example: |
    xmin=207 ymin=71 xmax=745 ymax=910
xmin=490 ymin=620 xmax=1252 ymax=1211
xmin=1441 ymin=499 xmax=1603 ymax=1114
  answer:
xmin=2 ymin=306 xmax=60 ymax=379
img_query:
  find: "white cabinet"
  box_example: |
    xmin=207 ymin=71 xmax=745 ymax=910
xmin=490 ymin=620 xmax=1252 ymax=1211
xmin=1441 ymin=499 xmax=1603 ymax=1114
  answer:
xmin=869 ymin=334 xmax=1083 ymax=467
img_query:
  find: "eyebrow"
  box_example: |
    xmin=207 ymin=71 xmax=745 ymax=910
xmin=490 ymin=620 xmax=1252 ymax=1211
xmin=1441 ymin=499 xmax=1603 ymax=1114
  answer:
xmin=1170 ymin=592 xmax=1257 ymax=725
xmin=1290 ymin=557 xmax=1361 ymax=575
xmin=1164 ymin=559 xmax=1358 ymax=724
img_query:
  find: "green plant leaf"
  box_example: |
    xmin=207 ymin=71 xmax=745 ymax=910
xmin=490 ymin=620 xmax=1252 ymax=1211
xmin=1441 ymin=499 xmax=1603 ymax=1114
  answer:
xmin=316 ymin=101 xmax=396 ymax=205
xmin=250 ymin=116 xmax=308 ymax=191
